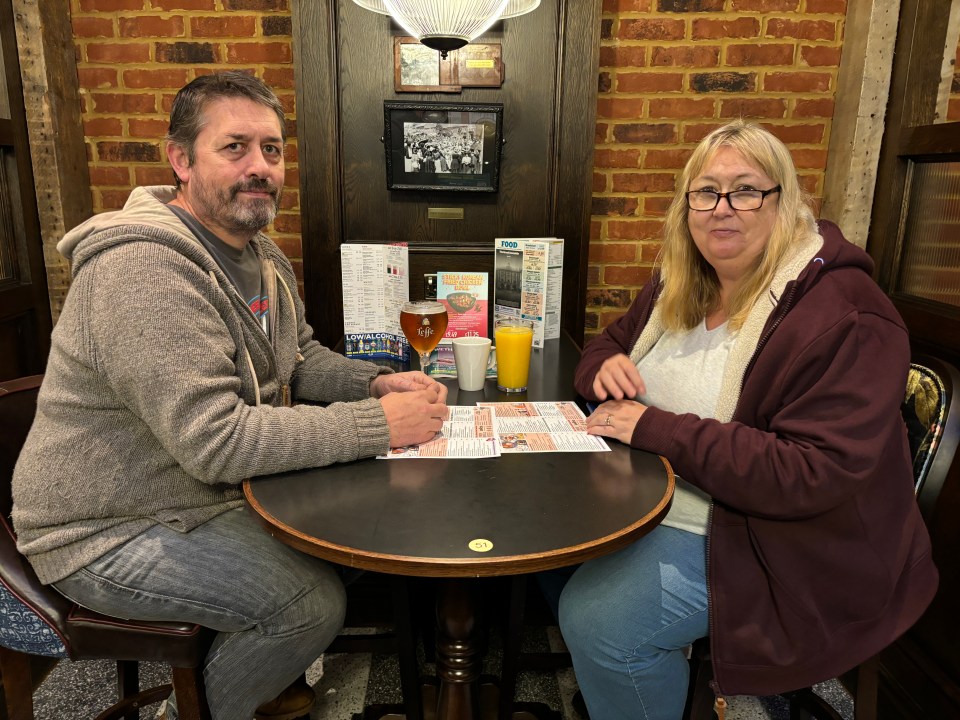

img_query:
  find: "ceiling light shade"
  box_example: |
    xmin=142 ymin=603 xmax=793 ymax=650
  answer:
xmin=352 ymin=0 xmax=541 ymax=57
xmin=352 ymin=0 xmax=390 ymax=14
xmin=501 ymin=0 xmax=540 ymax=19
xmin=384 ymin=0 xmax=509 ymax=56
xmin=353 ymin=0 xmax=540 ymax=19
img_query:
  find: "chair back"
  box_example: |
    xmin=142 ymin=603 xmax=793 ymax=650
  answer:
xmin=901 ymin=356 xmax=960 ymax=523
xmin=0 ymin=376 xmax=44 ymax=518
xmin=0 ymin=375 xmax=72 ymax=657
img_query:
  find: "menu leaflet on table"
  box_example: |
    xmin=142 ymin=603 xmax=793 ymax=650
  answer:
xmin=379 ymin=401 xmax=609 ymax=459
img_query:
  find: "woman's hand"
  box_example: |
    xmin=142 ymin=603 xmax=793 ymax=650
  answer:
xmin=592 ymin=354 xmax=646 ymax=401
xmin=586 ymin=399 xmax=648 ymax=445
xmin=371 ymin=371 xmax=449 ymax=404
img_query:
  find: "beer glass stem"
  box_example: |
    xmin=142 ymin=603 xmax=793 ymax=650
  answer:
xmin=419 ymin=351 xmax=431 ymax=374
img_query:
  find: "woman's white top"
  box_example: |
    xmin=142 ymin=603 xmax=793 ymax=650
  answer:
xmin=636 ymin=320 xmax=737 ymax=535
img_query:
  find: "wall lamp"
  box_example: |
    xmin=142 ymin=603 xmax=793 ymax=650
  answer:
xmin=351 ymin=0 xmax=541 ymax=58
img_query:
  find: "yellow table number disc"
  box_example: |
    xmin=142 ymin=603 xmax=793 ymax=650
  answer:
xmin=469 ymin=539 xmax=493 ymax=553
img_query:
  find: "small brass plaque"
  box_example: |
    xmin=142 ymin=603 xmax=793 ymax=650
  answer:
xmin=428 ymin=207 xmax=464 ymax=220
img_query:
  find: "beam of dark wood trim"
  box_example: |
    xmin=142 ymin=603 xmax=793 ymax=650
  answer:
xmin=292 ymin=0 xmax=344 ymax=343
xmin=897 ymin=121 xmax=960 ymax=157
xmin=293 ymin=0 xmax=601 ymax=348
xmin=870 ymin=0 xmax=951 ymax=290
xmin=552 ymin=0 xmax=601 ymax=347
xmin=35 ymin=0 xmax=92 ymax=233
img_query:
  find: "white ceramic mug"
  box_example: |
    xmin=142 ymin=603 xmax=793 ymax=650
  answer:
xmin=451 ymin=337 xmax=492 ymax=391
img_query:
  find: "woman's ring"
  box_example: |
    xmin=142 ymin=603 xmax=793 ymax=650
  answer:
xmin=605 ymin=413 xmax=613 ymax=426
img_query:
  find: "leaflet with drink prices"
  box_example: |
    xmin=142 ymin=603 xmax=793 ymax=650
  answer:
xmin=493 ymin=238 xmax=564 ymax=349
xmin=436 ymin=271 xmax=488 ymax=342
xmin=423 ymin=345 xmax=498 ymax=380
xmin=378 ymin=401 xmax=609 ymax=459
xmin=340 ymin=243 xmax=409 ymax=361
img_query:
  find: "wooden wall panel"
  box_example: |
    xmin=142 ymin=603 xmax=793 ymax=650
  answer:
xmin=338 ymin=1 xmax=556 ymax=246
xmin=294 ymin=0 xmax=600 ymax=347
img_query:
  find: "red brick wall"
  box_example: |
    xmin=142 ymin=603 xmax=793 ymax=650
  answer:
xmin=69 ymin=1 xmax=847 ymax=322
xmin=69 ymin=0 xmax=303 ymax=281
xmin=588 ymin=0 xmax=847 ymax=336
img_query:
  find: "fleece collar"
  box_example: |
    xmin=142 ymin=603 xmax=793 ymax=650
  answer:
xmin=629 ymin=228 xmax=823 ymax=422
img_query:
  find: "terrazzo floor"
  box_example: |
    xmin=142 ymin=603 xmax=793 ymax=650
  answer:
xmin=27 ymin=623 xmax=854 ymax=719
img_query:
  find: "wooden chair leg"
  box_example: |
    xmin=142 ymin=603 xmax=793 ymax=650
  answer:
xmin=498 ymin=574 xmax=527 ymax=720
xmin=391 ymin=576 xmax=424 ymax=720
xmin=683 ymin=640 xmax=716 ymax=720
xmin=115 ymin=660 xmax=139 ymax=720
xmin=0 ymin=646 xmax=36 ymax=720
xmin=93 ymin=684 xmax=173 ymax=720
xmin=786 ymin=688 xmax=844 ymax=720
xmin=170 ymin=666 xmax=212 ymax=720
xmin=853 ymin=656 xmax=879 ymax=720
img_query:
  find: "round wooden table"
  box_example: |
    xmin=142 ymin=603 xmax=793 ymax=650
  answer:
xmin=244 ymin=335 xmax=675 ymax=720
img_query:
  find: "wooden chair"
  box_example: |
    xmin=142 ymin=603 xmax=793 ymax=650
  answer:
xmin=0 ymin=375 xmax=215 ymax=720
xmin=684 ymin=354 xmax=960 ymax=720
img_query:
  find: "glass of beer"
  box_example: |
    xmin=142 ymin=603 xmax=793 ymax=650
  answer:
xmin=400 ymin=300 xmax=449 ymax=374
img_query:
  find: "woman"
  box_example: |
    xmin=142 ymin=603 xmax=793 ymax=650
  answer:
xmin=560 ymin=121 xmax=938 ymax=719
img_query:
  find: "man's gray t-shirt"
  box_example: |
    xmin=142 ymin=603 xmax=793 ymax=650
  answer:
xmin=166 ymin=204 xmax=270 ymax=337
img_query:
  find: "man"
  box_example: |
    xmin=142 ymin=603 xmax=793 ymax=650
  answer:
xmin=12 ymin=71 xmax=448 ymax=720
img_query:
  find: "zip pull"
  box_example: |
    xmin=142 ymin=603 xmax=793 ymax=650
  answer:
xmin=709 ymin=680 xmax=727 ymax=720
xmin=281 ymin=384 xmax=292 ymax=407
xmin=296 ymin=352 xmax=304 ymax=363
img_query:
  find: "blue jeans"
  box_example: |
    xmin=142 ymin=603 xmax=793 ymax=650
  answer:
xmin=558 ymin=525 xmax=709 ymax=720
xmin=54 ymin=507 xmax=346 ymax=720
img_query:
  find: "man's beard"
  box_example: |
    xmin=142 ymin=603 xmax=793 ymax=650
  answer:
xmin=192 ymin=175 xmax=282 ymax=234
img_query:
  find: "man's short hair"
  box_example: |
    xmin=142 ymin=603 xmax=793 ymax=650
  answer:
xmin=166 ymin=71 xmax=286 ymax=186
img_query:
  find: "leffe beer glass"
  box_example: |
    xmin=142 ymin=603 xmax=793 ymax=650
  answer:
xmin=400 ymin=300 xmax=449 ymax=374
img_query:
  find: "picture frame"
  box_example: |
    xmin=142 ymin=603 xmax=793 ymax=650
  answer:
xmin=393 ymin=37 xmax=504 ymax=93
xmin=383 ymin=101 xmax=504 ymax=193
xmin=394 ymin=37 xmax=459 ymax=93
xmin=454 ymin=42 xmax=504 ymax=88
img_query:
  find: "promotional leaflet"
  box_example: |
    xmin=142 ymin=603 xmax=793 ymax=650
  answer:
xmin=436 ymin=271 xmax=489 ymax=342
xmin=423 ymin=345 xmax=497 ymax=380
xmin=340 ymin=243 xmax=409 ymax=361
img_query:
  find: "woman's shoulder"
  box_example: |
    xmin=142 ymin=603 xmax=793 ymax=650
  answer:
xmin=809 ymin=262 xmax=903 ymax=327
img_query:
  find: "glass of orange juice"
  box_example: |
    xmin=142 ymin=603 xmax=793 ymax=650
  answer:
xmin=494 ymin=318 xmax=534 ymax=392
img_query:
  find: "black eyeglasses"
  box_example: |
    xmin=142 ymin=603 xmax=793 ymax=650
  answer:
xmin=686 ymin=186 xmax=781 ymax=211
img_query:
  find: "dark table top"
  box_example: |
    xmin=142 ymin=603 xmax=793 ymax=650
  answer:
xmin=244 ymin=332 xmax=674 ymax=577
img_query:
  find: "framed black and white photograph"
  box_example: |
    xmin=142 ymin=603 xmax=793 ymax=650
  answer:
xmin=383 ymin=101 xmax=504 ymax=192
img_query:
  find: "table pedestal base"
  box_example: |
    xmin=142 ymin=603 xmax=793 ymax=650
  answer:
xmin=354 ymin=578 xmax=562 ymax=720
xmin=356 ymin=677 xmax=561 ymax=720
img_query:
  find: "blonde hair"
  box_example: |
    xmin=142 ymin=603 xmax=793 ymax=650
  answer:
xmin=656 ymin=120 xmax=818 ymax=331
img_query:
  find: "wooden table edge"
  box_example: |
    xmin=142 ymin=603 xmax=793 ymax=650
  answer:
xmin=243 ymin=455 xmax=675 ymax=577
